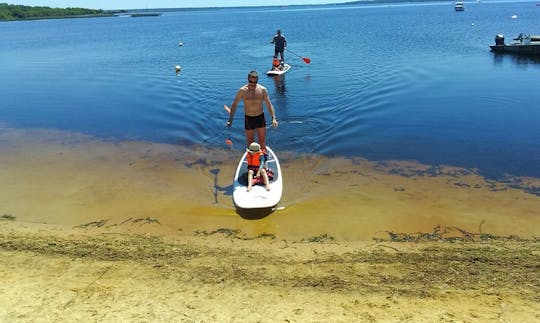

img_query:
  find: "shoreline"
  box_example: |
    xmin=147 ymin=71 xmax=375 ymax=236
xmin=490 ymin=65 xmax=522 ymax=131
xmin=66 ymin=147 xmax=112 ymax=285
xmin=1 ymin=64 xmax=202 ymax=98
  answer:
xmin=1 ymin=220 xmax=539 ymax=322
xmin=1 ymin=126 xmax=539 ymax=242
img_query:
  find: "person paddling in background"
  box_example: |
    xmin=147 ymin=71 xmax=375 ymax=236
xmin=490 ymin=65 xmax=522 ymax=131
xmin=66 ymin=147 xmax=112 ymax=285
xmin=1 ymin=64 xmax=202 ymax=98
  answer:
xmin=246 ymin=142 xmax=270 ymax=192
xmin=226 ymin=70 xmax=278 ymax=152
xmin=271 ymin=29 xmax=287 ymax=63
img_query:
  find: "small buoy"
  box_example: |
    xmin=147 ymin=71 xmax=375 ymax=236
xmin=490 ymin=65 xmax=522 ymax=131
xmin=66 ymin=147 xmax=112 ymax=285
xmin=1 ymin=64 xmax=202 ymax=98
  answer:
xmin=178 ymin=42 xmax=183 ymax=47
xmin=511 ymin=15 xmax=518 ymax=19
xmin=471 ymin=22 xmax=475 ymax=26
xmin=175 ymin=65 xmax=181 ymax=73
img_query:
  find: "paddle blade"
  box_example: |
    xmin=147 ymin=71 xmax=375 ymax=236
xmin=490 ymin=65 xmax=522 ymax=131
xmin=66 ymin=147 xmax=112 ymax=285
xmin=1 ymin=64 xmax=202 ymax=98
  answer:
xmin=302 ymin=57 xmax=311 ymax=64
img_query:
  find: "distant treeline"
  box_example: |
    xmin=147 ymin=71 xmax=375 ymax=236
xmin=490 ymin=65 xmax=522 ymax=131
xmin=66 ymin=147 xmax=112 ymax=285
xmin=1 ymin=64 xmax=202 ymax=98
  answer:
xmin=0 ymin=3 xmax=106 ymax=21
xmin=1 ymin=0 xmax=453 ymax=21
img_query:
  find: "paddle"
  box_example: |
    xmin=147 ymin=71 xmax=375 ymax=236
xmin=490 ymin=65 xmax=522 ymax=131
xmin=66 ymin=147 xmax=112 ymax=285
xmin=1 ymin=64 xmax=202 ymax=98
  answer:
xmin=224 ymin=105 xmax=233 ymax=145
xmin=285 ymin=48 xmax=311 ymax=64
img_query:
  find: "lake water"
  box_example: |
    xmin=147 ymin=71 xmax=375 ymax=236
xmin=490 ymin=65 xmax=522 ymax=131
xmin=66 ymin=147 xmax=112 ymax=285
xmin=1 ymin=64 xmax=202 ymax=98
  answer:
xmin=1 ymin=1 xmax=539 ymax=239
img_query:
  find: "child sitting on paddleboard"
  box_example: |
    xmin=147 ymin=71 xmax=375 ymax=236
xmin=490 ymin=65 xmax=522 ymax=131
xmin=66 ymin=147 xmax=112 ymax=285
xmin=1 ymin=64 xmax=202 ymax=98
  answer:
xmin=272 ymin=56 xmax=282 ymax=71
xmin=246 ymin=142 xmax=270 ymax=192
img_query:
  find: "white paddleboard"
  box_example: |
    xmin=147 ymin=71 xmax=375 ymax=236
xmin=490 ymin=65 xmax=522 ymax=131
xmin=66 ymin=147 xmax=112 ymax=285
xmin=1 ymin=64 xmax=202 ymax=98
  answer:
xmin=232 ymin=146 xmax=283 ymax=209
xmin=266 ymin=63 xmax=291 ymax=76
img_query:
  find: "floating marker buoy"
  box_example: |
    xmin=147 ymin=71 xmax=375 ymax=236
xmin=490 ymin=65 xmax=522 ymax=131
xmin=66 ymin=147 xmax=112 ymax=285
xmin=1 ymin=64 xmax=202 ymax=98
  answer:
xmin=178 ymin=42 xmax=183 ymax=47
xmin=511 ymin=15 xmax=518 ymax=19
xmin=175 ymin=65 xmax=181 ymax=73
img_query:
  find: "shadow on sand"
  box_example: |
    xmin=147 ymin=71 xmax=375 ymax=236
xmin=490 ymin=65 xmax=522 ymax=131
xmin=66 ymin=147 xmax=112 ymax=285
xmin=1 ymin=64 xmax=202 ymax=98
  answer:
xmin=235 ymin=207 xmax=275 ymax=220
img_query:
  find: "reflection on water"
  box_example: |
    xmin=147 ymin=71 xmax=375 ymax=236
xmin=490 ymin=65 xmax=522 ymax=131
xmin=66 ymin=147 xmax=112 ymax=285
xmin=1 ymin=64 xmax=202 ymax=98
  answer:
xmin=1 ymin=127 xmax=538 ymax=241
xmin=270 ymin=74 xmax=287 ymax=115
xmin=271 ymin=74 xmax=287 ymax=97
xmin=492 ymin=52 xmax=540 ymax=67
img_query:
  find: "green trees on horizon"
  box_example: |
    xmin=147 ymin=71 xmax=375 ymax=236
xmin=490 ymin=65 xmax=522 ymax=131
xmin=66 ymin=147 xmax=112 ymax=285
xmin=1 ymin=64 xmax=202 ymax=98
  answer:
xmin=0 ymin=3 xmax=104 ymax=21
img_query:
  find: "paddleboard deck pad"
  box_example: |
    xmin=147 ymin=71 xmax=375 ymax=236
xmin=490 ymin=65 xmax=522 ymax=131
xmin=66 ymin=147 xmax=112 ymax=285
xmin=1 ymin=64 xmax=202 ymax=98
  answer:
xmin=232 ymin=146 xmax=283 ymax=209
xmin=266 ymin=63 xmax=291 ymax=76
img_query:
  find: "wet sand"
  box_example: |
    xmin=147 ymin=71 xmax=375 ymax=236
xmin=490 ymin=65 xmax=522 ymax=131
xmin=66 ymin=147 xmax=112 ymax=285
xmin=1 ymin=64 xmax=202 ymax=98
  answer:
xmin=1 ymin=126 xmax=539 ymax=321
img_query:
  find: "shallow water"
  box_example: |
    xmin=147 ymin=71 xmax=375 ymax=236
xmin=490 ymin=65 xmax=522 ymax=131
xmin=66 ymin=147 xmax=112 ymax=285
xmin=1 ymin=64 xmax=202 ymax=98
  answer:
xmin=1 ymin=128 xmax=538 ymax=240
xmin=1 ymin=2 xmax=539 ymax=238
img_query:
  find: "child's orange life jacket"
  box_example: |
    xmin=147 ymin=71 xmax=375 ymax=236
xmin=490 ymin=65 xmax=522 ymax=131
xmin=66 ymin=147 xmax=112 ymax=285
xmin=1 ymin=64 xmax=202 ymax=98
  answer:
xmin=247 ymin=151 xmax=263 ymax=167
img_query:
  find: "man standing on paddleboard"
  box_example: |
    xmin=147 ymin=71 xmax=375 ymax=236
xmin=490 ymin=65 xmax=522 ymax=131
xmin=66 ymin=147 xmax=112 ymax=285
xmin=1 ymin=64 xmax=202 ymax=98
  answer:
xmin=271 ymin=29 xmax=287 ymax=63
xmin=226 ymin=70 xmax=278 ymax=152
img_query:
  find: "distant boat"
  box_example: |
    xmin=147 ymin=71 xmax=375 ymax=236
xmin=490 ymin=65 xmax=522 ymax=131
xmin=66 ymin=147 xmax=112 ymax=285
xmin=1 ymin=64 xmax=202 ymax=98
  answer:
xmin=490 ymin=34 xmax=540 ymax=55
xmin=455 ymin=1 xmax=465 ymax=11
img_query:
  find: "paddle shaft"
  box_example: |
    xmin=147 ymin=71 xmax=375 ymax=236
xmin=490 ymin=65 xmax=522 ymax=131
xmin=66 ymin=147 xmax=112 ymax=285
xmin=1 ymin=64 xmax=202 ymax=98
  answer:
xmin=285 ymin=48 xmax=311 ymax=64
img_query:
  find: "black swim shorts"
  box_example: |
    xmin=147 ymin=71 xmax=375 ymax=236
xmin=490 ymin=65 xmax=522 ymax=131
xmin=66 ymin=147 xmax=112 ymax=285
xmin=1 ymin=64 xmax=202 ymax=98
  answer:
xmin=244 ymin=113 xmax=266 ymax=130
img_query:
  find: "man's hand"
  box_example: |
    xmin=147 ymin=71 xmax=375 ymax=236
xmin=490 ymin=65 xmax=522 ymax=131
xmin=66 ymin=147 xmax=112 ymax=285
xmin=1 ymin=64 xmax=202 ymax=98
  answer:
xmin=224 ymin=105 xmax=232 ymax=127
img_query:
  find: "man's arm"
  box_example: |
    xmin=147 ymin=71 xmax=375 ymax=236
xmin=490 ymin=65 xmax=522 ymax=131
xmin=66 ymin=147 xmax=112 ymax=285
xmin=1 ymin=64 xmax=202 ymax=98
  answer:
xmin=262 ymin=88 xmax=278 ymax=128
xmin=227 ymin=90 xmax=243 ymax=126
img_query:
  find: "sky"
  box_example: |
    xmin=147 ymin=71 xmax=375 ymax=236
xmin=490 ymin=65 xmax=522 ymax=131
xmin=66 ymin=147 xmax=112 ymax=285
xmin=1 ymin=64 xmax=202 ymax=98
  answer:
xmin=9 ymin=0 xmax=353 ymax=10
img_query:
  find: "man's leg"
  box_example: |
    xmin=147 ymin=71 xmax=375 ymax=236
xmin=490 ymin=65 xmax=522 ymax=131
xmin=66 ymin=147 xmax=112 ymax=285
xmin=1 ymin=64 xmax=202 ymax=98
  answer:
xmin=245 ymin=129 xmax=255 ymax=148
xmin=255 ymin=127 xmax=266 ymax=151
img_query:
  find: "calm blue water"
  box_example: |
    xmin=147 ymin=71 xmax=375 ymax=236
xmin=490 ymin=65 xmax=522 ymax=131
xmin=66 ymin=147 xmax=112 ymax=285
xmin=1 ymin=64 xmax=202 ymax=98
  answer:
xmin=1 ymin=1 xmax=539 ymax=178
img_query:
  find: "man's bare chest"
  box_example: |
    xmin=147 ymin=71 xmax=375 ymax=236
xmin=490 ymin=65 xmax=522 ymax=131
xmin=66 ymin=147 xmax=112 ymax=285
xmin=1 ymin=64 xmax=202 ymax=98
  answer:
xmin=244 ymin=89 xmax=263 ymax=101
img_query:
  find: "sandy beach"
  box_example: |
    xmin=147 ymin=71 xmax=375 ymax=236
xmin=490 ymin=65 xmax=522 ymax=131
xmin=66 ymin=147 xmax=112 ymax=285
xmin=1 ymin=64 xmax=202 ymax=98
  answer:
xmin=1 ymin=127 xmax=539 ymax=322
xmin=1 ymin=220 xmax=539 ymax=322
